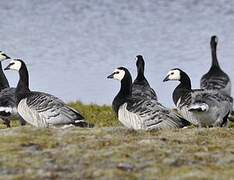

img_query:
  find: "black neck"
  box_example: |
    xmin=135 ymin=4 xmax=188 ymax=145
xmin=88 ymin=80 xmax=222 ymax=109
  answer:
xmin=173 ymin=71 xmax=191 ymax=105
xmin=134 ymin=59 xmax=150 ymax=86
xmin=0 ymin=62 xmax=9 ymax=91
xmin=119 ymin=78 xmax=132 ymax=97
xmin=16 ymin=62 xmax=30 ymax=99
xmin=135 ymin=67 xmax=146 ymax=82
xmin=113 ymin=72 xmax=132 ymax=114
xmin=211 ymin=42 xmax=220 ymax=68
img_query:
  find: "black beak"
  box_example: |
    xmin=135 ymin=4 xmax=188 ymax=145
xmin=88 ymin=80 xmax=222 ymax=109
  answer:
xmin=5 ymin=55 xmax=10 ymax=60
xmin=107 ymin=73 xmax=115 ymax=79
xmin=4 ymin=63 xmax=12 ymax=70
xmin=163 ymin=75 xmax=170 ymax=82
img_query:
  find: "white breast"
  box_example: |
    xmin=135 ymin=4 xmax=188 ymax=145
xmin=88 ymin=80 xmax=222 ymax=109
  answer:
xmin=18 ymin=99 xmax=48 ymax=128
xmin=118 ymin=103 xmax=144 ymax=130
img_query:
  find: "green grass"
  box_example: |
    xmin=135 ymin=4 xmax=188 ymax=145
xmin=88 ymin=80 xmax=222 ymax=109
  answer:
xmin=69 ymin=101 xmax=119 ymax=127
xmin=0 ymin=101 xmax=233 ymax=179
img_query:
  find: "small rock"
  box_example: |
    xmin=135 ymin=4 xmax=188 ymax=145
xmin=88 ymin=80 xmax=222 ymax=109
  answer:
xmin=117 ymin=163 xmax=134 ymax=172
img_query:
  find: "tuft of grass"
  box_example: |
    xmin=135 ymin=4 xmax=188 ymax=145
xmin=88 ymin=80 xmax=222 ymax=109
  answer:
xmin=0 ymin=119 xmax=21 ymax=129
xmin=69 ymin=101 xmax=119 ymax=127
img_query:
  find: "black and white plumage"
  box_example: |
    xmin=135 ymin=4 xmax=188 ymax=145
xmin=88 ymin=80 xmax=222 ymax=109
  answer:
xmin=0 ymin=52 xmax=26 ymax=127
xmin=4 ymin=59 xmax=93 ymax=128
xmin=132 ymin=55 xmax=157 ymax=100
xmin=0 ymin=88 xmax=19 ymax=127
xmin=107 ymin=67 xmax=189 ymax=130
xmin=200 ymin=35 xmax=231 ymax=96
xmin=0 ymin=51 xmax=10 ymax=91
xmin=163 ymin=68 xmax=233 ymax=127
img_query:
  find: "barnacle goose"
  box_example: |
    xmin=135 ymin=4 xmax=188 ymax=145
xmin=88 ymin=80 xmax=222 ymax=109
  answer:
xmin=4 ymin=59 xmax=93 ymax=128
xmin=132 ymin=55 xmax=157 ymax=100
xmin=0 ymin=52 xmax=26 ymax=127
xmin=163 ymin=68 xmax=233 ymax=127
xmin=107 ymin=67 xmax=189 ymax=130
xmin=200 ymin=35 xmax=231 ymax=95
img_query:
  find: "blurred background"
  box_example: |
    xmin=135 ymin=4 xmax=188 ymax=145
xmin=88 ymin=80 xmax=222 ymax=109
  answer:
xmin=1 ymin=0 xmax=234 ymax=106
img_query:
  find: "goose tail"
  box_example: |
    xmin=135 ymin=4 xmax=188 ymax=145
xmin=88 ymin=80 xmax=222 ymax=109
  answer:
xmin=0 ymin=106 xmax=14 ymax=117
xmin=73 ymin=119 xmax=94 ymax=128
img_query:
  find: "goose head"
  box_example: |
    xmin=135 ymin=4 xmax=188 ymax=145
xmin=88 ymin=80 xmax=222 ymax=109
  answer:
xmin=4 ymin=59 xmax=23 ymax=71
xmin=210 ymin=35 xmax=218 ymax=49
xmin=0 ymin=51 xmax=10 ymax=61
xmin=163 ymin=68 xmax=191 ymax=91
xmin=107 ymin=67 xmax=132 ymax=92
xmin=163 ymin=68 xmax=182 ymax=82
xmin=135 ymin=55 xmax=145 ymax=73
xmin=107 ymin=67 xmax=129 ymax=81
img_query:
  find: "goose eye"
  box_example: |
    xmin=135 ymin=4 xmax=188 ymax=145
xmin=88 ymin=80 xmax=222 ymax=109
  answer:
xmin=115 ymin=71 xmax=119 ymax=74
xmin=171 ymin=72 xmax=174 ymax=75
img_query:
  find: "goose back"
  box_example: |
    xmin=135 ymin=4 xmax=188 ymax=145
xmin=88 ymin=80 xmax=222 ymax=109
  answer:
xmin=118 ymin=98 xmax=189 ymax=130
xmin=200 ymin=71 xmax=231 ymax=95
xmin=17 ymin=91 xmax=88 ymax=128
xmin=132 ymin=83 xmax=157 ymax=101
xmin=177 ymin=89 xmax=233 ymax=127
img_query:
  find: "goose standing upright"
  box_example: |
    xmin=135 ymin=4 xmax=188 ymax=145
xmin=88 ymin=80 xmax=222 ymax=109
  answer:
xmin=200 ymin=35 xmax=231 ymax=96
xmin=4 ymin=59 xmax=93 ymax=128
xmin=163 ymin=68 xmax=233 ymax=127
xmin=0 ymin=52 xmax=26 ymax=127
xmin=107 ymin=67 xmax=189 ymax=130
xmin=132 ymin=55 xmax=157 ymax=100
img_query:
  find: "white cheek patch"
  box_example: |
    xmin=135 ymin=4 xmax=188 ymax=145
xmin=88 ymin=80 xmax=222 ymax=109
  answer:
xmin=113 ymin=69 xmax=125 ymax=81
xmin=167 ymin=69 xmax=180 ymax=80
xmin=215 ymin=36 xmax=218 ymax=43
xmin=135 ymin=56 xmax=138 ymax=61
xmin=9 ymin=60 xmax=22 ymax=71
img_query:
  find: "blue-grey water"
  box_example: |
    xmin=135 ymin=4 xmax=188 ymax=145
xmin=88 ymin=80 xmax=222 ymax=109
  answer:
xmin=1 ymin=0 xmax=234 ymax=106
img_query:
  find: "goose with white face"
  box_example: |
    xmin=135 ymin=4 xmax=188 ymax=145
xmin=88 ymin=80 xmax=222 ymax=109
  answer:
xmin=107 ymin=68 xmax=125 ymax=81
xmin=163 ymin=69 xmax=181 ymax=82
xmin=0 ymin=51 xmax=10 ymax=61
xmin=4 ymin=60 xmax=22 ymax=71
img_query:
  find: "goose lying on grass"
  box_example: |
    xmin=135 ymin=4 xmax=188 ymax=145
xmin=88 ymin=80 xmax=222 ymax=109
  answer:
xmin=4 ymin=59 xmax=93 ymax=128
xmin=107 ymin=67 xmax=189 ymax=130
xmin=163 ymin=68 xmax=233 ymax=127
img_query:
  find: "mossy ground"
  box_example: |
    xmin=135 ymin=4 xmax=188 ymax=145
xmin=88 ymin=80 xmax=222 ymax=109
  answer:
xmin=0 ymin=101 xmax=233 ymax=179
